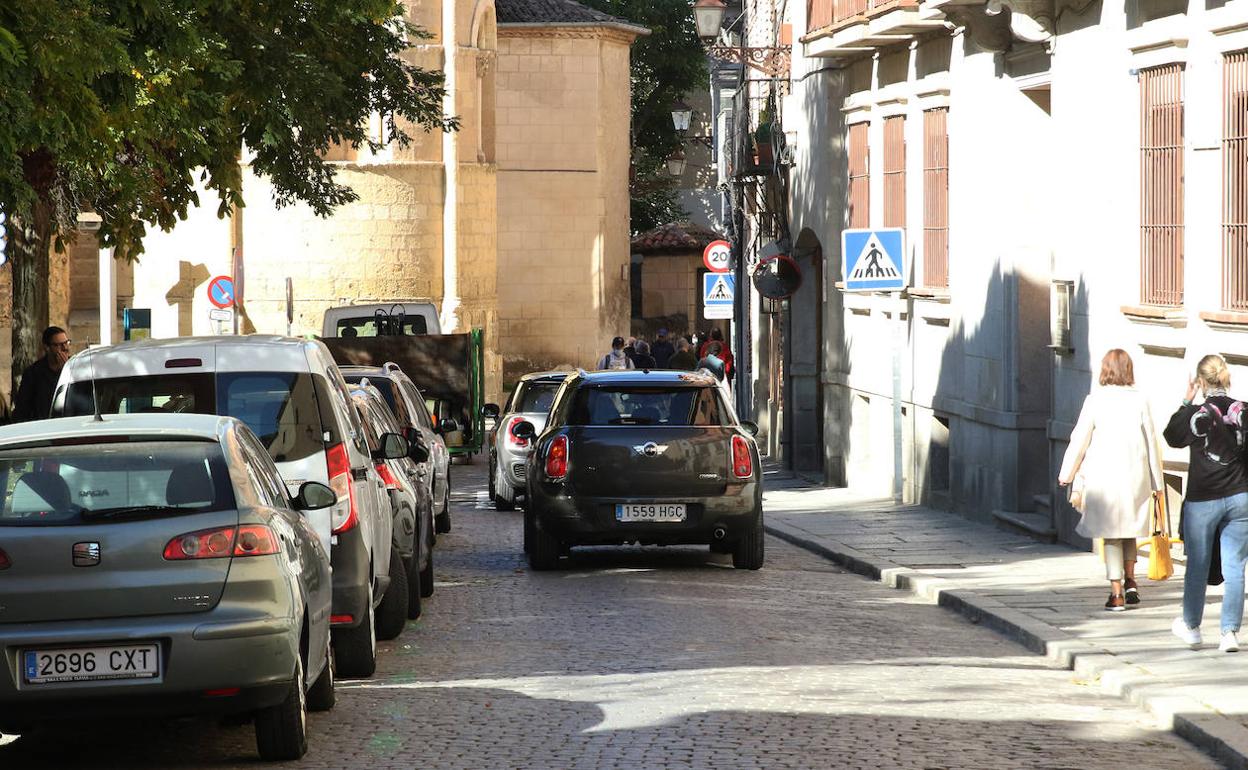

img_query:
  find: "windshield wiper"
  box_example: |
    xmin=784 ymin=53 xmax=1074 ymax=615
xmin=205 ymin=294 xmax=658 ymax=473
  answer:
xmin=81 ymin=505 xmax=198 ymax=520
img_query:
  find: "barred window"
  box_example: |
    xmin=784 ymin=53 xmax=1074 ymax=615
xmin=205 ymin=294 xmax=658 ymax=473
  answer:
xmin=1139 ymin=63 xmax=1184 ymax=307
xmin=1224 ymin=51 xmax=1248 ymax=310
xmin=883 ymin=116 xmax=906 ymax=229
xmin=848 ymin=122 xmax=870 ymax=230
xmin=923 ymin=108 xmax=949 ymax=289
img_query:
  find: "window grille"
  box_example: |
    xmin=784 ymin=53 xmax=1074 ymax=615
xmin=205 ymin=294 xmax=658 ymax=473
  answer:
xmin=1225 ymin=51 xmax=1248 ymax=310
xmin=848 ymin=122 xmax=870 ymax=229
xmin=808 ymin=0 xmax=834 ymax=31
xmin=834 ymin=0 xmax=869 ymax=23
xmin=1139 ymin=63 xmax=1184 ymax=307
xmin=923 ymin=108 xmax=949 ymax=288
xmin=883 ymin=115 xmax=906 ymax=229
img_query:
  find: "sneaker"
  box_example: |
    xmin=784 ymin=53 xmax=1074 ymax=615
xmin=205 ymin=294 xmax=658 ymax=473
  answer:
xmin=1124 ymin=579 xmax=1140 ymax=605
xmin=1220 ymin=632 xmax=1240 ymax=653
xmin=1105 ymin=593 xmax=1126 ymax=612
xmin=1172 ymin=617 xmax=1202 ymax=649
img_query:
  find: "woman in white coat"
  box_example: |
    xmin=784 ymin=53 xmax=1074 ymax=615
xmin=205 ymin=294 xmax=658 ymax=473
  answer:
xmin=1059 ymin=349 xmax=1165 ymax=611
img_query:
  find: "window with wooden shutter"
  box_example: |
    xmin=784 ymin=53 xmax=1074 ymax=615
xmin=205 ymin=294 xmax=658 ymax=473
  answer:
xmin=1224 ymin=51 xmax=1248 ymax=310
xmin=848 ymin=122 xmax=870 ymax=230
xmin=923 ymin=108 xmax=949 ymax=289
xmin=883 ymin=115 xmax=906 ymax=229
xmin=1139 ymin=63 xmax=1184 ymax=307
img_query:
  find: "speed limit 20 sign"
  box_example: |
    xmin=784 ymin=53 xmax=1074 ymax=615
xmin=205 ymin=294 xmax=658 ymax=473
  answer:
xmin=703 ymin=240 xmax=731 ymax=273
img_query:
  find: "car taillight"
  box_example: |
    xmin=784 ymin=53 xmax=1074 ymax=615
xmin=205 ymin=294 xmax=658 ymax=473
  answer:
xmin=507 ymin=416 xmax=529 ymax=448
xmin=326 ymin=442 xmax=358 ymax=534
xmin=732 ymin=435 xmax=753 ymax=479
xmin=545 ymin=435 xmax=569 ymax=480
xmin=376 ymin=462 xmax=399 ymax=490
xmin=0 ymin=547 xmax=10 ymax=570
xmin=163 ymin=525 xmax=279 ymax=560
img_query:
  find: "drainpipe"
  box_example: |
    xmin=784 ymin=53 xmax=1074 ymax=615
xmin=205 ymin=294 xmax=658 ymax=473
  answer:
xmin=440 ymin=0 xmax=461 ymax=333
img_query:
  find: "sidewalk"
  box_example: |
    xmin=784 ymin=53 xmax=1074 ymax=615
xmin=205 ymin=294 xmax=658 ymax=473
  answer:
xmin=762 ymin=466 xmax=1248 ymax=769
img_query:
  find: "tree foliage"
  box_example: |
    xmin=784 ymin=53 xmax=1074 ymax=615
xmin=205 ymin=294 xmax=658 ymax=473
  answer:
xmin=0 ymin=0 xmax=455 ymax=390
xmin=577 ymin=0 xmax=706 ymax=234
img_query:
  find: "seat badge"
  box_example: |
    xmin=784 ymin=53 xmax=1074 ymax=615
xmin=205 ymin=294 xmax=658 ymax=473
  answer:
xmin=632 ymin=442 xmax=668 ymax=457
xmin=72 ymin=542 xmax=101 ymax=567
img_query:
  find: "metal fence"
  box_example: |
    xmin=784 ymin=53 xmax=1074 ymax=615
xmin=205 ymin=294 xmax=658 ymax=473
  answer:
xmin=848 ymin=122 xmax=870 ymax=229
xmin=923 ymin=108 xmax=949 ymax=288
xmin=1139 ymin=63 xmax=1184 ymax=307
xmin=883 ymin=115 xmax=906 ymax=228
xmin=1225 ymin=51 xmax=1248 ymax=310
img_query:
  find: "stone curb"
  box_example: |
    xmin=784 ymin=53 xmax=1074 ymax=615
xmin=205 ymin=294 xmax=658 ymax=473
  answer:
xmin=765 ymin=518 xmax=1248 ymax=769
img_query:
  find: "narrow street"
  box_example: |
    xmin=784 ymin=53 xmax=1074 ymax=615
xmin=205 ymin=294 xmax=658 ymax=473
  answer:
xmin=0 ymin=464 xmax=1218 ymax=769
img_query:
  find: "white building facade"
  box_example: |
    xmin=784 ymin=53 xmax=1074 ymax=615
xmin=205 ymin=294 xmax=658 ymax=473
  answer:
xmin=739 ymin=0 xmax=1248 ymax=544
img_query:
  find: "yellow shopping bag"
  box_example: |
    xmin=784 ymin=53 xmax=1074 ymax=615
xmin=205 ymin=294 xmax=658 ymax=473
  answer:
xmin=1148 ymin=491 xmax=1174 ymax=581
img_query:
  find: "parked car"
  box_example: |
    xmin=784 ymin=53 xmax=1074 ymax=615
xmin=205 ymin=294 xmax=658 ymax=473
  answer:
xmin=52 ymin=335 xmax=406 ymax=678
xmin=322 ymin=302 xmax=441 ymax=337
xmin=350 ymin=381 xmax=435 ymax=623
xmin=518 ymin=369 xmax=764 ymax=570
xmin=482 ymin=372 xmax=567 ymax=511
xmin=341 ymin=364 xmax=455 ymax=534
xmin=0 ymin=413 xmax=338 ymax=760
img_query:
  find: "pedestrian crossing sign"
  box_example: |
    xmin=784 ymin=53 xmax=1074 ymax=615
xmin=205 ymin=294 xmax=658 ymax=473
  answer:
xmin=842 ymin=228 xmax=907 ymax=292
xmin=703 ymin=272 xmax=734 ymax=320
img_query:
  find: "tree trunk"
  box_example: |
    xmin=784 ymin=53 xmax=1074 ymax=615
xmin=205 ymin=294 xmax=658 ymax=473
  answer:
xmin=9 ymin=200 xmax=54 ymax=398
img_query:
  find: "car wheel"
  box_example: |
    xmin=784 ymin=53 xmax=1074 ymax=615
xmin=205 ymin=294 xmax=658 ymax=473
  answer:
xmin=306 ymin=637 xmax=335 ymax=712
xmin=435 ymin=483 xmax=452 ymax=533
xmin=523 ymin=508 xmax=534 ymax=554
xmin=527 ymin=517 xmax=561 ymax=571
xmin=495 ymin=476 xmax=516 ymax=511
xmin=732 ymin=512 xmax=765 ymax=570
xmin=255 ymin=656 xmax=308 ymax=761
xmin=419 ymin=528 xmax=435 ymax=599
xmin=333 ymin=579 xmax=376 ymax=678
xmin=488 ymin=455 xmax=497 ymax=500
xmin=404 ymin=552 xmax=423 ymax=620
xmin=376 ymin=547 xmax=409 ymax=640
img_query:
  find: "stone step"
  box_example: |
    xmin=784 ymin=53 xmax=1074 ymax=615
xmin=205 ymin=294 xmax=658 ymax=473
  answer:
xmin=992 ymin=509 xmax=1057 ymax=544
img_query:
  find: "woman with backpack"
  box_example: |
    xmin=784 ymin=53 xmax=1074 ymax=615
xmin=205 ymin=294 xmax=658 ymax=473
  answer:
xmin=1164 ymin=354 xmax=1248 ymax=652
xmin=1059 ymin=349 xmax=1165 ymax=612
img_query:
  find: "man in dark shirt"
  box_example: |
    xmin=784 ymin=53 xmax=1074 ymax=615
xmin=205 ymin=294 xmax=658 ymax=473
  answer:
xmin=650 ymin=328 xmax=675 ymax=368
xmin=13 ymin=326 xmax=71 ymax=422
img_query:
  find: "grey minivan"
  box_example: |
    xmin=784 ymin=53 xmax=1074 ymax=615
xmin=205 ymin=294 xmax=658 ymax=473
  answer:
xmin=0 ymin=414 xmax=338 ymax=761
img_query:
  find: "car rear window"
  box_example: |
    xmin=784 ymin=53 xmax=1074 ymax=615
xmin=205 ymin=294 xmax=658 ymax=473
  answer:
xmin=336 ymin=316 xmax=427 ymax=337
xmin=516 ymin=382 xmax=560 ymax=414
xmin=569 ymin=387 xmax=724 ymax=426
xmin=0 ymin=441 xmax=235 ymax=526
xmin=63 ymin=372 xmax=329 ymax=462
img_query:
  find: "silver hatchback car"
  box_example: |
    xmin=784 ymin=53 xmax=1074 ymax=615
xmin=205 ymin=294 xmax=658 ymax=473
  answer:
xmin=0 ymin=414 xmax=337 ymax=761
xmin=483 ymin=372 xmax=567 ymax=510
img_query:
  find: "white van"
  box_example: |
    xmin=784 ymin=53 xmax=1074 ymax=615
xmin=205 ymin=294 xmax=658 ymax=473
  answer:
xmin=53 ymin=335 xmax=403 ymax=677
xmin=322 ymin=302 xmax=441 ymax=338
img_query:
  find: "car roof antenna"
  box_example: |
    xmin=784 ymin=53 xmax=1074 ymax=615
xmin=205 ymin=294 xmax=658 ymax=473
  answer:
xmin=90 ymin=349 xmax=104 ymax=422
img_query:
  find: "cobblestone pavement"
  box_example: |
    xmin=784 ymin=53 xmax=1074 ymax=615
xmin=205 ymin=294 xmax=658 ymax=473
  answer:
xmin=0 ymin=464 xmax=1219 ymax=769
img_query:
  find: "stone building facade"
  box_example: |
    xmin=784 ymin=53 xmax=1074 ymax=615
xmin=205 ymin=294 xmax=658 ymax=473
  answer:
xmin=0 ymin=0 xmax=644 ymax=406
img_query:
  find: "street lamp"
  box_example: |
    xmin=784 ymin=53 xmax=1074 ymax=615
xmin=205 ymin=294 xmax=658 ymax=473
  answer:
xmin=692 ymin=0 xmax=728 ymax=40
xmin=671 ymin=101 xmax=693 ymax=134
xmin=666 ymin=150 xmax=688 ymax=178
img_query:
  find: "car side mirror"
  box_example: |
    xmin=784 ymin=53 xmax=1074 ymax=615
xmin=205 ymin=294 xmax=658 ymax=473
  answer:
xmin=439 ymin=418 xmax=460 ymax=435
xmin=739 ymin=420 xmax=759 ymax=437
xmin=511 ymin=420 xmax=536 ymax=441
xmin=293 ymin=481 xmax=337 ymax=511
xmin=374 ymin=432 xmax=409 ymax=461
xmin=408 ymin=438 xmax=430 ymax=463
xmin=482 ymin=403 xmax=500 ymax=419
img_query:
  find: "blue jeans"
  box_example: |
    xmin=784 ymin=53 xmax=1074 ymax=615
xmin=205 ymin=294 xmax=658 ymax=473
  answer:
xmin=1182 ymin=492 xmax=1248 ymax=634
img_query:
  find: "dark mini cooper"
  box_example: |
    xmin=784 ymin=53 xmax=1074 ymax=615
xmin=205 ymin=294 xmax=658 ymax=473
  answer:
xmin=516 ymin=370 xmax=763 ymax=570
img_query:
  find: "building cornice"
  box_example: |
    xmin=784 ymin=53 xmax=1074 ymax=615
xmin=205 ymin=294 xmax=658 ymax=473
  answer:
xmin=498 ymin=22 xmax=649 ymax=44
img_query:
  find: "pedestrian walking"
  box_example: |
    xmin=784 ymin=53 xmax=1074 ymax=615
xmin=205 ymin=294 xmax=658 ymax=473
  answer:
xmin=623 ymin=337 xmax=638 ymax=366
xmin=1058 ymin=349 xmax=1164 ymax=612
xmin=668 ymin=339 xmax=698 ymax=371
xmin=699 ymin=328 xmax=734 ymax=377
xmin=1164 ymin=354 xmax=1248 ymax=652
xmin=651 ymin=328 xmax=675 ymax=368
xmin=697 ymin=342 xmax=726 ymax=382
xmin=632 ymin=340 xmax=657 ymax=370
xmin=12 ymin=326 xmax=72 ymax=422
xmin=597 ymin=336 xmax=635 ymax=370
